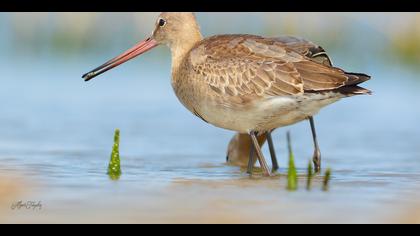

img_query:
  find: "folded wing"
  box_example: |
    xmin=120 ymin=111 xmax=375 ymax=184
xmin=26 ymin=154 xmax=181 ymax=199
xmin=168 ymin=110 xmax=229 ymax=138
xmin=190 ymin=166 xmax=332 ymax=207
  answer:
xmin=189 ymin=34 xmax=370 ymax=98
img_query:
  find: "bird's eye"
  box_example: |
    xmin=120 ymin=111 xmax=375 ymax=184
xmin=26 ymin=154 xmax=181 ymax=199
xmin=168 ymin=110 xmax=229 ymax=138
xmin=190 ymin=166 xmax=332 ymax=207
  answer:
xmin=158 ymin=18 xmax=166 ymax=27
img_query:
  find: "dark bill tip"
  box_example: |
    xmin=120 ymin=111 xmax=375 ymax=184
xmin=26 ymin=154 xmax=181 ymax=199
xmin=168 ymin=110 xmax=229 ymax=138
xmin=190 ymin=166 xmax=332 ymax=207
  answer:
xmin=82 ymin=72 xmax=96 ymax=82
xmin=81 ymin=37 xmax=158 ymax=83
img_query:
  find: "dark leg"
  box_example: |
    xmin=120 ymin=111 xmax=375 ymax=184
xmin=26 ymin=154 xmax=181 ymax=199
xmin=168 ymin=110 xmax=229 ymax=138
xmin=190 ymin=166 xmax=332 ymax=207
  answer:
xmin=309 ymin=116 xmax=321 ymax=172
xmin=266 ymin=131 xmax=279 ymax=172
xmin=249 ymin=132 xmax=272 ymax=176
xmin=247 ymin=140 xmax=255 ymax=175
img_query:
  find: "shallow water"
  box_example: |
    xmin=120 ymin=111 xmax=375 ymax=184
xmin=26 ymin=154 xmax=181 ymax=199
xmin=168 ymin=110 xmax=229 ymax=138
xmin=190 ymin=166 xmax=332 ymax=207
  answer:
xmin=1 ymin=13 xmax=420 ymax=223
xmin=0 ymin=54 xmax=419 ymax=223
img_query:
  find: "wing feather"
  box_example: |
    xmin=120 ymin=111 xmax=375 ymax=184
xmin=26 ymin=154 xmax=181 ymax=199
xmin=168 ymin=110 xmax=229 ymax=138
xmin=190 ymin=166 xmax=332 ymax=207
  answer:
xmin=189 ymin=34 xmax=368 ymax=98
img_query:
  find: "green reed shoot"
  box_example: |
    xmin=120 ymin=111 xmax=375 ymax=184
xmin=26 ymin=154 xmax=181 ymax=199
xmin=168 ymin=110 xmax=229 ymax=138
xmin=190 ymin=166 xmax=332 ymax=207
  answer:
xmin=287 ymin=131 xmax=298 ymax=191
xmin=322 ymin=168 xmax=332 ymax=191
xmin=307 ymin=160 xmax=314 ymax=190
xmin=108 ymin=129 xmax=122 ymax=180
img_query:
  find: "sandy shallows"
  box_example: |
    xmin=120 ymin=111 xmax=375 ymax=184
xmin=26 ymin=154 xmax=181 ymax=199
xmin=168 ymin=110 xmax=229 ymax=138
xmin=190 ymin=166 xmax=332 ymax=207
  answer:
xmin=0 ymin=176 xmax=26 ymax=214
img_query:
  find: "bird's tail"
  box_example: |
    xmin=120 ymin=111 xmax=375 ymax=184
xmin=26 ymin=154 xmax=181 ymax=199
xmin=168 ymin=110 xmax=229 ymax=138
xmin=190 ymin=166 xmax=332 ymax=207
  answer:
xmin=336 ymin=85 xmax=372 ymax=96
xmin=345 ymin=72 xmax=372 ymax=86
xmin=338 ymin=72 xmax=372 ymax=96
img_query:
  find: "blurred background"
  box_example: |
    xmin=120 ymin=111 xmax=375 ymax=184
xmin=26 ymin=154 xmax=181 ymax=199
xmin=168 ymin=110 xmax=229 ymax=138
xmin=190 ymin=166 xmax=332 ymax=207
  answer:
xmin=0 ymin=12 xmax=420 ymax=223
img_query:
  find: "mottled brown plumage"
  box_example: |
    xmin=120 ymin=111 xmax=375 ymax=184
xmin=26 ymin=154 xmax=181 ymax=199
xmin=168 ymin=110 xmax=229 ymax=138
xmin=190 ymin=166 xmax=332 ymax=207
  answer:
xmin=82 ymin=12 xmax=372 ymax=176
xmin=83 ymin=13 xmax=371 ymax=134
xmin=226 ymin=36 xmax=338 ymax=166
xmin=187 ymin=34 xmax=370 ymax=99
xmin=170 ymin=29 xmax=370 ymax=133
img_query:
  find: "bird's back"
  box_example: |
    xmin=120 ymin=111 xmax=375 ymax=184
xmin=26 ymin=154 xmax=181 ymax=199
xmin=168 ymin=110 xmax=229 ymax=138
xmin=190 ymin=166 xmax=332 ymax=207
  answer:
xmin=172 ymin=34 xmax=371 ymax=132
xmin=184 ymin=34 xmax=371 ymax=101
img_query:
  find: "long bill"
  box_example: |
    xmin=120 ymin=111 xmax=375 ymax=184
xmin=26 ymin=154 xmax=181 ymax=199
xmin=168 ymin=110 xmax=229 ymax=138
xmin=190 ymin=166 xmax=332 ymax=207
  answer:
xmin=82 ymin=37 xmax=158 ymax=82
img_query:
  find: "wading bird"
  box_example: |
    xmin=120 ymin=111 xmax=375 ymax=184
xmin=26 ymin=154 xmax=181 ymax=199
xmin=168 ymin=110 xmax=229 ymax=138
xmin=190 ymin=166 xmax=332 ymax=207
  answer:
xmin=226 ymin=36 xmax=337 ymax=173
xmin=83 ymin=13 xmax=371 ymax=177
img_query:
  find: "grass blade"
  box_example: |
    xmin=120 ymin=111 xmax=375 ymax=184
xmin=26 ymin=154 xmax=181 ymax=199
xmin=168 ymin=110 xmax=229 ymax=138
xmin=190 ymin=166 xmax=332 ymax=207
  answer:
xmin=107 ymin=129 xmax=122 ymax=180
xmin=322 ymin=168 xmax=332 ymax=191
xmin=307 ymin=160 xmax=313 ymax=190
xmin=287 ymin=131 xmax=298 ymax=191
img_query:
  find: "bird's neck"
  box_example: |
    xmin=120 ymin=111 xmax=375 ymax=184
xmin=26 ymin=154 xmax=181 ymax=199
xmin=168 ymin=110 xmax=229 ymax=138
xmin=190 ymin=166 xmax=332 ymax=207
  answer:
xmin=170 ymin=32 xmax=202 ymax=76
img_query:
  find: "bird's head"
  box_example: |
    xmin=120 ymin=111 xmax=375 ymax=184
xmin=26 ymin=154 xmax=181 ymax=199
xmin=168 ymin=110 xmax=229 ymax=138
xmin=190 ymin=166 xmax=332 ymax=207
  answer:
xmin=82 ymin=12 xmax=201 ymax=82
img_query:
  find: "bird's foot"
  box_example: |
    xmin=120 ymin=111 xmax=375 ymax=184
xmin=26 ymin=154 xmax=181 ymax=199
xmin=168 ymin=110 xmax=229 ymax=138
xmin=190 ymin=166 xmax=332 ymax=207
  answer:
xmin=313 ymin=149 xmax=321 ymax=173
